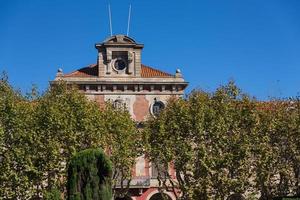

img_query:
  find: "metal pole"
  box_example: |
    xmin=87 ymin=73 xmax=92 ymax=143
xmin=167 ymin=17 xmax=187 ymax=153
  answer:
xmin=127 ymin=4 xmax=131 ymax=36
xmin=108 ymin=4 xmax=113 ymax=36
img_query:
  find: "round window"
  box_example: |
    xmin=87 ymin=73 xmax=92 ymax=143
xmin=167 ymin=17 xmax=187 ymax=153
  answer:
xmin=151 ymin=101 xmax=165 ymax=116
xmin=114 ymin=58 xmax=127 ymax=71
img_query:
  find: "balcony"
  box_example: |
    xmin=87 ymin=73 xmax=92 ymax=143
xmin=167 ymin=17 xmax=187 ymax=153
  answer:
xmin=115 ymin=176 xmax=150 ymax=188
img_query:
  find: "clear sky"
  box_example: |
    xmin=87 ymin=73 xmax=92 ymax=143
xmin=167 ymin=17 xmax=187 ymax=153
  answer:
xmin=1 ymin=0 xmax=300 ymax=99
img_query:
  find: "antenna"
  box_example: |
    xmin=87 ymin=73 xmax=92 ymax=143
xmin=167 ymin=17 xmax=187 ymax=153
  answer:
xmin=127 ymin=4 xmax=131 ymax=36
xmin=108 ymin=4 xmax=113 ymax=36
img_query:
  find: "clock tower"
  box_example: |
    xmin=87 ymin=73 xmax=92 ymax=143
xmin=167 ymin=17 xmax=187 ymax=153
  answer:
xmin=96 ymin=35 xmax=143 ymax=77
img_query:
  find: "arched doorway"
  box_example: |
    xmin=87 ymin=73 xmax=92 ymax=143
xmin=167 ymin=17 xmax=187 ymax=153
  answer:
xmin=149 ymin=193 xmax=172 ymax=200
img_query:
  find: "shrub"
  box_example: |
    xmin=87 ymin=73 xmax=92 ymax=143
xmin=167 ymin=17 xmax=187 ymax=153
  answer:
xmin=67 ymin=148 xmax=112 ymax=200
xmin=44 ymin=188 xmax=62 ymax=200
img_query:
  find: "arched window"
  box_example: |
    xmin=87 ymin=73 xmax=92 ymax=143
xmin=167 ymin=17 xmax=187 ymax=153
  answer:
xmin=149 ymin=193 xmax=172 ymax=200
xmin=151 ymin=99 xmax=165 ymax=117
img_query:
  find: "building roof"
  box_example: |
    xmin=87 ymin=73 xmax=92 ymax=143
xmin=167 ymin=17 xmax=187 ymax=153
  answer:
xmin=141 ymin=64 xmax=173 ymax=78
xmin=63 ymin=64 xmax=98 ymax=78
xmin=63 ymin=64 xmax=173 ymax=78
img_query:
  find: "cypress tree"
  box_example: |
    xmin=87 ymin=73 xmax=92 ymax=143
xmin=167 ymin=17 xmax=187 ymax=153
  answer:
xmin=67 ymin=148 xmax=112 ymax=200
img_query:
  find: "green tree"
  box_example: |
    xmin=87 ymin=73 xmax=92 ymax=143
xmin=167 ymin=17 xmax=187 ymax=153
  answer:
xmin=102 ymin=104 xmax=142 ymax=198
xmin=0 ymin=74 xmax=37 ymax=199
xmin=27 ymin=83 xmax=107 ymax=196
xmin=253 ymin=99 xmax=300 ymax=199
xmin=145 ymin=82 xmax=259 ymax=199
xmin=145 ymin=82 xmax=300 ymax=200
xmin=67 ymin=148 xmax=112 ymax=200
xmin=44 ymin=187 xmax=62 ymax=200
xmin=1 ymin=73 xmax=299 ymax=200
xmin=0 ymin=79 xmax=140 ymax=199
xmin=200 ymin=83 xmax=257 ymax=199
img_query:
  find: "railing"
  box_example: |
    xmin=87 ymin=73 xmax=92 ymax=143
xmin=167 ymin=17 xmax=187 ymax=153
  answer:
xmin=115 ymin=176 xmax=150 ymax=188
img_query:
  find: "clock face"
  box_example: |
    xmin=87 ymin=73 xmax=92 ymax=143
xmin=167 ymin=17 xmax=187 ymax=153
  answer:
xmin=114 ymin=58 xmax=127 ymax=70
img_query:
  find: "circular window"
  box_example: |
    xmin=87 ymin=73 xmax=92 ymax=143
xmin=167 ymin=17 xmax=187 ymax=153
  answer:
xmin=114 ymin=58 xmax=127 ymax=71
xmin=151 ymin=101 xmax=165 ymax=116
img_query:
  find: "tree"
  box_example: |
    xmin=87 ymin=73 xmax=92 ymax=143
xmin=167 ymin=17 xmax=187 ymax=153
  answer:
xmin=200 ymin=83 xmax=256 ymax=199
xmin=145 ymin=82 xmax=259 ymax=199
xmin=44 ymin=188 xmax=62 ymax=200
xmin=28 ymin=83 xmax=108 ymax=196
xmin=145 ymin=81 xmax=300 ymax=199
xmin=0 ymin=79 xmax=140 ymax=199
xmin=67 ymin=148 xmax=112 ymax=200
xmin=102 ymin=104 xmax=142 ymax=199
xmin=253 ymin=99 xmax=300 ymax=199
xmin=32 ymin=82 xmax=140 ymax=198
xmin=0 ymin=74 xmax=37 ymax=199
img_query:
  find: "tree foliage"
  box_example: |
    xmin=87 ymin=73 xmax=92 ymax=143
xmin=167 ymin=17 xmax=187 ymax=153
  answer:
xmin=0 ymin=77 xmax=139 ymax=199
xmin=67 ymin=148 xmax=112 ymax=200
xmin=1 ymin=73 xmax=299 ymax=200
xmin=253 ymin=99 xmax=300 ymax=199
xmin=101 ymin=104 xmax=142 ymax=198
xmin=0 ymin=75 xmax=36 ymax=199
xmin=145 ymin=81 xmax=300 ymax=200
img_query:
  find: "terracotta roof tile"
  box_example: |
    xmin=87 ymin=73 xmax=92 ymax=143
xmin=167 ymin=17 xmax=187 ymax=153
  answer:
xmin=63 ymin=64 xmax=98 ymax=77
xmin=141 ymin=64 xmax=173 ymax=78
xmin=63 ymin=64 xmax=173 ymax=78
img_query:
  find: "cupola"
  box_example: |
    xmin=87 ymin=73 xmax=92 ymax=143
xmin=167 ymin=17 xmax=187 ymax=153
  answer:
xmin=95 ymin=35 xmax=144 ymax=77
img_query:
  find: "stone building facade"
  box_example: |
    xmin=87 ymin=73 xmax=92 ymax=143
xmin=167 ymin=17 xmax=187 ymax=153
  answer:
xmin=53 ymin=35 xmax=188 ymax=200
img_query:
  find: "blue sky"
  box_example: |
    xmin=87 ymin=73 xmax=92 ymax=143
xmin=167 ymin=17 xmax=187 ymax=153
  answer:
xmin=0 ymin=0 xmax=300 ymax=99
